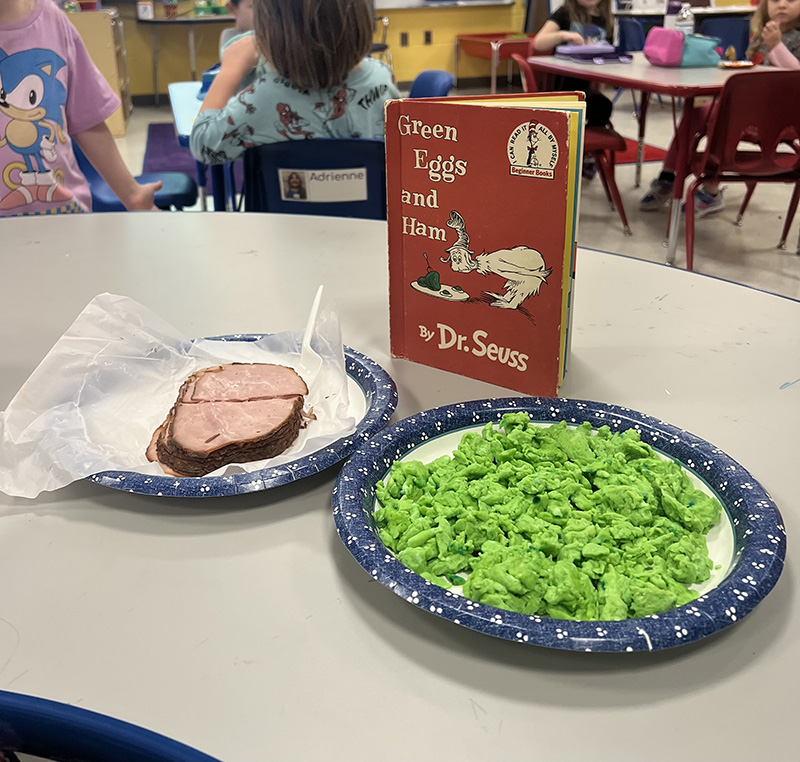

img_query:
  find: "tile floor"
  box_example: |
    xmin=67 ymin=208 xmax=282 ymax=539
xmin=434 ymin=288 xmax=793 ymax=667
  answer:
xmin=116 ymin=90 xmax=800 ymax=301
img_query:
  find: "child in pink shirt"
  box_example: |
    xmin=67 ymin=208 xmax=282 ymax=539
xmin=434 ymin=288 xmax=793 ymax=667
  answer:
xmin=0 ymin=0 xmax=160 ymax=215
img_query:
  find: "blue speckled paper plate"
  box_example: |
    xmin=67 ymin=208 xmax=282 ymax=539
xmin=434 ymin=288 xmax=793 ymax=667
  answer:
xmin=89 ymin=337 xmax=397 ymax=498
xmin=332 ymin=397 xmax=786 ymax=652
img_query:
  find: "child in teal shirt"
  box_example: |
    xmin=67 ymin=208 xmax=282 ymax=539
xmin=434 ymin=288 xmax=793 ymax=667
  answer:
xmin=191 ymin=0 xmax=398 ymax=166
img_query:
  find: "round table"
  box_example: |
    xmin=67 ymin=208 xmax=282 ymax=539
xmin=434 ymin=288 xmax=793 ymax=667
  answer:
xmin=1 ymin=213 xmax=798 ymax=761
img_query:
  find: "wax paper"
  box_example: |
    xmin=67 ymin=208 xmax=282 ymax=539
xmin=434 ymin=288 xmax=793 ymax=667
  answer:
xmin=0 ymin=293 xmax=355 ymax=498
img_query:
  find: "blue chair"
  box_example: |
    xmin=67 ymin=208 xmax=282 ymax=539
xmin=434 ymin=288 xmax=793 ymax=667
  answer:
xmin=617 ymin=16 xmax=646 ymax=54
xmin=699 ymin=17 xmax=751 ymax=60
xmin=73 ymin=143 xmax=198 ymax=212
xmin=614 ymin=18 xmax=646 ymax=106
xmin=0 ymin=690 xmax=219 ymax=761
xmin=408 ymin=69 xmax=455 ymax=98
xmin=242 ymin=138 xmax=386 ymax=219
xmin=614 ymin=18 xmax=667 ymax=109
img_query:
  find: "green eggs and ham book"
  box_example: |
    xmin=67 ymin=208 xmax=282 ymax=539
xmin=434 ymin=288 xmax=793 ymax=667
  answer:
xmin=385 ymin=92 xmax=585 ymax=396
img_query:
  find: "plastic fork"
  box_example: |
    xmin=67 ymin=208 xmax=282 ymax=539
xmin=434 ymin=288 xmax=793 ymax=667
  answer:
xmin=299 ymin=285 xmax=324 ymax=382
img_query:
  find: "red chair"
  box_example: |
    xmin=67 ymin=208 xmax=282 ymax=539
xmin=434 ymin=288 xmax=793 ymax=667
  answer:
xmin=684 ymin=70 xmax=800 ymax=271
xmin=736 ymin=179 xmax=800 ymax=255
xmin=511 ymin=53 xmax=631 ymax=236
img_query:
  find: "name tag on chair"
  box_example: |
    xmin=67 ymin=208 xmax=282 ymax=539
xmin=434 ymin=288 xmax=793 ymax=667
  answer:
xmin=278 ymin=167 xmax=368 ymax=203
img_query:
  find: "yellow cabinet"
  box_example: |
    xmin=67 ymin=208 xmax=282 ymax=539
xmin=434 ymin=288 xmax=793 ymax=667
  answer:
xmin=68 ymin=9 xmax=133 ymax=136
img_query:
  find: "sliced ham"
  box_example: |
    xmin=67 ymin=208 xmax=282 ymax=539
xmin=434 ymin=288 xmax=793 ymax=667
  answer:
xmin=146 ymin=363 xmax=308 ymax=477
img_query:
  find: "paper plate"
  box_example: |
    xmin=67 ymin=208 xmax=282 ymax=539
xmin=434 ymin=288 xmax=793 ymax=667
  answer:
xmin=332 ymin=397 xmax=786 ymax=652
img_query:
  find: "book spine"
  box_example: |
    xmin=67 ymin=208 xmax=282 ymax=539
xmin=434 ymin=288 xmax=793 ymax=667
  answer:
xmin=385 ymin=100 xmax=407 ymax=359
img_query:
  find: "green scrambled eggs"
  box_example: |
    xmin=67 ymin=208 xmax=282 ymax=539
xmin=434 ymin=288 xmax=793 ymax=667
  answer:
xmin=374 ymin=413 xmax=722 ymax=621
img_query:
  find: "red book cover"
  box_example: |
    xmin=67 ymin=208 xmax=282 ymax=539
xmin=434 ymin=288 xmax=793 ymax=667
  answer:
xmin=386 ymin=93 xmax=585 ymax=396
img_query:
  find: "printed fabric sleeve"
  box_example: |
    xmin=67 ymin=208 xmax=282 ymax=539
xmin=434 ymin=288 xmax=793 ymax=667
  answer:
xmin=190 ymin=90 xmax=260 ymax=165
xmin=767 ymin=42 xmax=800 ymax=69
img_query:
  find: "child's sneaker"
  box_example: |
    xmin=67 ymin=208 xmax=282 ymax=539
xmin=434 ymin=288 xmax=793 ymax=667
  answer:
xmin=639 ymin=177 xmax=673 ymax=211
xmin=692 ymin=187 xmax=725 ymax=218
xmin=582 ymin=155 xmax=598 ymax=180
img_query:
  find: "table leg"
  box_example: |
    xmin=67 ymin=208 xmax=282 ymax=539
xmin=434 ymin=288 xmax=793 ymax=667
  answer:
xmin=188 ymin=25 xmax=197 ymax=81
xmin=153 ymin=25 xmax=159 ymax=107
xmin=635 ymin=91 xmax=650 ymax=189
xmin=665 ymin=95 xmax=695 ymax=266
xmin=490 ymin=42 xmax=500 ymax=95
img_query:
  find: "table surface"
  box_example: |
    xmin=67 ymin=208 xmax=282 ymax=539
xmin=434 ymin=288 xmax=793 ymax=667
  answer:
xmin=1 ymin=213 xmax=799 ymax=761
xmin=527 ymin=50 xmax=746 ymax=96
xmin=137 ymin=13 xmax=235 ymax=24
xmin=615 ymin=3 xmax=754 ymax=14
xmin=168 ymin=81 xmax=202 ymax=147
xmin=378 ymin=0 xmax=514 ymax=6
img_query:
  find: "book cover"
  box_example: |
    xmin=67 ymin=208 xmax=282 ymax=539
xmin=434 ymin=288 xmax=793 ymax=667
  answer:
xmin=386 ymin=93 xmax=585 ymax=396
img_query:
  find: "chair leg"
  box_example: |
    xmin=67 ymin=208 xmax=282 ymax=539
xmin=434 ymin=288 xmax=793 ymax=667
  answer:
xmin=737 ymin=181 xmax=757 ymax=225
xmin=594 ymin=152 xmax=614 ymax=207
xmin=778 ymin=181 xmax=800 ymax=250
xmin=685 ymin=176 xmax=703 ymax=271
xmin=595 ymin=151 xmax=631 ymax=236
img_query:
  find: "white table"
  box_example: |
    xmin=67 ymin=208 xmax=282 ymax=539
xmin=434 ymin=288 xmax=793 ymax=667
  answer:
xmin=1 ymin=214 xmax=798 ymax=761
xmin=615 ymin=4 xmax=755 ymax=18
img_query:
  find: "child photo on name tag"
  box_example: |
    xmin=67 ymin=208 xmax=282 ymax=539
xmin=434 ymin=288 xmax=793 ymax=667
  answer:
xmin=281 ymin=170 xmax=307 ymax=201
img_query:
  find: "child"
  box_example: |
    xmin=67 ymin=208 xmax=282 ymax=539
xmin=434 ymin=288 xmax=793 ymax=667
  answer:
xmin=0 ymin=0 xmax=161 ymax=215
xmin=748 ymin=0 xmax=800 ymax=67
xmin=190 ymin=0 xmax=399 ymax=167
xmin=640 ymin=0 xmax=800 ymax=217
xmin=533 ymin=0 xmax=615 ymax=128
xmin=219 ymin=0 xmax=254 ymax=57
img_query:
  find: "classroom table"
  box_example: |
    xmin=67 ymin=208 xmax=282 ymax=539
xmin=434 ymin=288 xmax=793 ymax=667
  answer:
xmin=454 ymin=32 xmax=537 ymax=94
xmin=615 ymin=3 xmax=755 ymax=20
xmin=526 ymin=52 xmax=756 ymax=264
xmin=1 ymin=213 xmax=798 ymax=761
xmin=138 ymin=13 xmax=234 ymax=106
xmin=168 ymin=80 xmax=232 ymax=212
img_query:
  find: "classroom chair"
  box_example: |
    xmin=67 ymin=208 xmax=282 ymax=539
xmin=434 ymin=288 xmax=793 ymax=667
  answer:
xmin=617 ymin=17 xmax=646 ymax=54
xmin=370 ymin=14 xmax=392 ymax=68
xmin=684 ymin=70 xmax=800 ymax=271
xmin=73 ymin=143 xmax=198 ymax=212
xmin=613 ymin=18 xmax=646 ymax=107
xmin=0 ymin=690 xmax=218 ymax=762
xmin=242 ymin=138 xmax=387 ymax=219
xmin=698 ymin=17 xmax=751 ymax=61
xmin=614 ymin=18 xmax=666 ymax=110
xmin=408 ymin=70 xmax=455 ymax=98
xmin=512 ymin=53 xmax=632 ymax=235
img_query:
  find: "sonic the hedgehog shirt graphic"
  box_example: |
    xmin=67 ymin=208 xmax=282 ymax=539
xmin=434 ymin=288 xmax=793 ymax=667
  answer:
xmin=0 ymin=0 xmax=119 ymax=216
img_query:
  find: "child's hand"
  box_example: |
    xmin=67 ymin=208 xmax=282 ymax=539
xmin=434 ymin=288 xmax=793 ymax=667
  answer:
xmin=561 ymin=32 xmax=586 ymax=45
xmin=762 ymin=20 xmax=782 ymax=50
xmin=125 ymin=180 xmax=163 ymax=211
xmin=221 ymin=34 xmax=259 ymax=77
